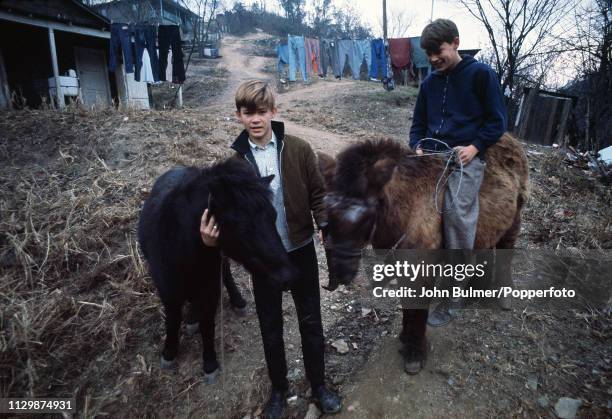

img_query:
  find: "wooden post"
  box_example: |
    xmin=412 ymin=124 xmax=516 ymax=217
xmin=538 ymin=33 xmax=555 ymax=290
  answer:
xmin=48 ymin=27 xmax=64 ymax=109
xmin=555 ymin=98 xmax=572 ymax=147
xmin=177 ymin=85 xmax=183 ymax=108
xmin=517 ymin=87 xmax=538 ymax=141
xmin=382 ymin=0 xmax=388 ymax=40
xmin=543 ymin=98 xmax=559 ymax=146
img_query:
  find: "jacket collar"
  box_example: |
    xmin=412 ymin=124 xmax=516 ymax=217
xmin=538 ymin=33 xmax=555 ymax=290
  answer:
xmin=231 ymin=120 xmax=285 ymax=155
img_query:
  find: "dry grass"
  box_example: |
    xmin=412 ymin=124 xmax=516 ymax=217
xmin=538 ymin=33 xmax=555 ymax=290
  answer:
xmin=0 ymin=82 xmax=610 ymax=417
xmin=0 ymin=106 xmax=238 ymax=415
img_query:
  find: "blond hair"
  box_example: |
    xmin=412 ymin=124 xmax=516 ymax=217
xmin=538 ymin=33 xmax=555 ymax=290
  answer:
xmin=235 ymin=80 xmax=276 ymax=112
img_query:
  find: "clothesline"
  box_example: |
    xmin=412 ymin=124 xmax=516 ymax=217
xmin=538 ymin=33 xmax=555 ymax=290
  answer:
xmin=276 ymin=35 xmax=432 ymax=83
xmin=109 ymin=22 xmax=186 ymax=85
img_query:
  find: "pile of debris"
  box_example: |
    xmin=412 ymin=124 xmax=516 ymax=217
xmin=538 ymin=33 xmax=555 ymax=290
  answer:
xmin=561 ymin=144 xmax=612 ymax=183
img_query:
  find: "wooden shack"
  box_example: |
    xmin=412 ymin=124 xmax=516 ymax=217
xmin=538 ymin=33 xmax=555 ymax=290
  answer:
xmin=0 ymin=0 xmax=150 ymax=109
xmin=514 ymin=87 xmax=576 ymax=146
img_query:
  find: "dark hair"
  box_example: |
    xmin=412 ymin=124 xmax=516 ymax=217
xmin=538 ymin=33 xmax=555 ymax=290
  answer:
xmin=420 ymin=19 xmax=459 ymax=54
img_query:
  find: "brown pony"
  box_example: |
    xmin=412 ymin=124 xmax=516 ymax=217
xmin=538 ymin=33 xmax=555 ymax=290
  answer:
xmin=324 ymin=134 xmax=529 ymax=374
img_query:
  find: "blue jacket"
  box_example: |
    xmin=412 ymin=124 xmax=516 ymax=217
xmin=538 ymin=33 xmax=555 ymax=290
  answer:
xmin=409 ymin=55 xmax=506 ymax=154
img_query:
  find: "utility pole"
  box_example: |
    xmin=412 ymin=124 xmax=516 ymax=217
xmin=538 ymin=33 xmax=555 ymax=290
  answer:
xmin=382 ymin=0 xmax=388 ymax=40
xmin=430 ymin=0 xmax=435 ymax=22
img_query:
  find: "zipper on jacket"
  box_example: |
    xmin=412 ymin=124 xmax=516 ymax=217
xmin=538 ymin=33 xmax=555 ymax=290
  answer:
xmin=434 ymin=75 xmax=450 ymax=139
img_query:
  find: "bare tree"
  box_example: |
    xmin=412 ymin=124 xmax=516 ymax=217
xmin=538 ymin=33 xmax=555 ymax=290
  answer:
xmin=377 ymin=4 xmax=414 ymax=38
xmin=560 ymin=0 xmax=611 ymax=149
xmin=458 ymin=0 xmax=573 ymax=93
xmin=278 ymin=0 xmax=306 ymax=22
xmin=310 ymin=0 xmax=333 ymax=36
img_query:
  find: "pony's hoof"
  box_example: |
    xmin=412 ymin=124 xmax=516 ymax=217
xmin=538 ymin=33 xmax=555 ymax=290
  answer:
xmin=185 ymin=322 xmax=200 ymax=336
xmin=160 ymin=355 xmax=178 ymax=370
xmin=232 ymin=306 xmax=248 ymax=317
xmin=203 ymin=367 xmax=219 ymax=384
xmin=404 ymin=359 xmax=425 ymax=375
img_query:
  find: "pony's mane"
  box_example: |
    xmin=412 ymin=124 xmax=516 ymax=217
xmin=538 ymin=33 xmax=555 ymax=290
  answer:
xmin=332 ymin=139 xmax=415 ymax=197
xmin=206 ymin=158 xmax=273 ymax=212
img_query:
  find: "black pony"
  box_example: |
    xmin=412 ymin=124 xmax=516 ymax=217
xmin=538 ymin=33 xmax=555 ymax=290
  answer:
xmin=138 ymin=158 xmax=295 ymax=382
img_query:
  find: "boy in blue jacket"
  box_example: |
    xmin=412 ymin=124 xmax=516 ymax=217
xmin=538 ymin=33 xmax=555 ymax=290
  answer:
xmin=409 ymin=19 xmax=507 ymax=326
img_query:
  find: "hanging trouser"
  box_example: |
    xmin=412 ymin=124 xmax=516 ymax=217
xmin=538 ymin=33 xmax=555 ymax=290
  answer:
xmin=336 ymin=40 xmax=354 ymax=79
xmin=109 ymin=23 xmax=134 ymax=73
xmin=319 ymin=39 xmax=340 ymax=77
xmin=304 ymin=38 xmax=321 ymax=76
xmin=409 ymin=36 xmax=430 ymax=70
xmin=158 ymin=25 xmax=185 ymax=83
xmin=349 ymin=39 xmax=371 ymax=80
xmin=134 ymin=24 xmax=159 ymax=82
xmin=288 ymin=35 xmax=308 ymax=82
xmin=369 ymin=38 xmax=388 ymax=79
xmin=277 ymin=43 xmax=289 ymax=74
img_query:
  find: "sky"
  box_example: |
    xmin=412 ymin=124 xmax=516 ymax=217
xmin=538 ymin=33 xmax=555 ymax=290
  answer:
xmin=234 ymin=0 xmax=490 ymax=49
xmin=231 ymin=0 xmax=587 ymax=87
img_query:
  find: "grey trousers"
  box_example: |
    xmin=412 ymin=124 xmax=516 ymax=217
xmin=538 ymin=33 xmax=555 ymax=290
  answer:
xmin=443 ymin=157 xmax=486 ymax=249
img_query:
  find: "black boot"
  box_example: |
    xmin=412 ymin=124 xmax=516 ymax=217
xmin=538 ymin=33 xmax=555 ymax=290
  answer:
xmin=263 ymin=389 xmax=286 ymax=419
xmin=312 ymin=385 xmax=342 ymax=414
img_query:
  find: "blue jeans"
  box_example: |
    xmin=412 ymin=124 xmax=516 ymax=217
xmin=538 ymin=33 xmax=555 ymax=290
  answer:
xmin=337 ymin=40 xmax=354 ymax=79
xmin=134 ymin=24 xmax=160 ymax=82
xmin=288 ymin=35 xmax=308 ymax=82
xmin=369 ymin=38 xmax=388 ymax=79
xmin=277 ymin=43 xmax=289 ymax=74
xmin=159 ymin=25 xmax=185 ymax=83
xmin=109 ymin=23 xmax=134 ymax=73
xmin=349 ymin=40 xmax=371 ymax=80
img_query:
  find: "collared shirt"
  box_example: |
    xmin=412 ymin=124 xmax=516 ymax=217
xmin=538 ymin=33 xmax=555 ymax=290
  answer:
xmin=248 ymin=133 xmax=311 ymax=251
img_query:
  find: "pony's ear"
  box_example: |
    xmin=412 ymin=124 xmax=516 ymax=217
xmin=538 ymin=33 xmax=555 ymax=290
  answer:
xmin=261 ymin=174 xmax=275 ymax=185
xmin=368 ymin=158 xmax=397 ymax=191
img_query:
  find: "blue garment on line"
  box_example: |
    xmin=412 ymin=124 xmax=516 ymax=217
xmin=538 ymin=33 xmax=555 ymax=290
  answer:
xmin=288 ymin=35 xmax=308 ymax=82
xmin=336 ymin=40 xmax=353 ymax=79
xmin=277 ymin=43 xmax=289 ymax=73
xmin=409 ymin=56 xmax=507 ymax=154
xmin=134 ymin=24 xmax=160 ymax=82
xmin=350 ymin=40 xmax=371 ymax=80
xmin=369 ymin=38 xmax=387 ymax=79
xmin=410 ymin=36 xmax=430 ymax=69
xmin=109 ymin=23 xmax=134 ymax=73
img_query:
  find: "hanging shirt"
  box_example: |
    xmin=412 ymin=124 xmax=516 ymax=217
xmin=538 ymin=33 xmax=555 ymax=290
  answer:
xmin=140 ymin=49 xmax=155 ymax=83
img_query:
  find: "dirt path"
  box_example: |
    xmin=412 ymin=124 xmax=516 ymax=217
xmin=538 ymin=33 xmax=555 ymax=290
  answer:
xmin=217 ymin=32 xmax=358 ymax=156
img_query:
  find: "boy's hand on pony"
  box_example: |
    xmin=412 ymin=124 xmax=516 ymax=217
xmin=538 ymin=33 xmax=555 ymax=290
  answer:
xmin=454 ymin=145 xmax=479 ymax=165
xmin=200 ymin=209 xmax=219 ymax=247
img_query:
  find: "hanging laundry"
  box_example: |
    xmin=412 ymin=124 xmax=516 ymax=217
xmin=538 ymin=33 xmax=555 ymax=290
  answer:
xmin=319 ymin=39 xmax=340 ymax=78
xmin=288 ymin=35 xmax=308 ymax=82
xmin=349 ymin=39 xmax=371 ymax=80
xmin=134 ymin=24 xmax=160 ymax=82
xmin=158 ymin=25 xmax=185 ymax=84
xmin=388 ymin=38 xmax=412 ymax=73
xmin=165 ymin=49 xmax=173 ymax=82
xmin=409 ymin=37 xmax=430 ymax=69
xmin=369 ymin=38 xmax=388 ymax=80
xmin=304 ymin=38 xmax=321 ymax=76
xmin=109 ymin=23 xmax=134 ymax=73
xmin=276 ymin=43 xmax=289 ymax=74
xmin=139 ymin=49 xmax=156 ymax=83
xmin=336 ymin=40 xmax=354 ymax=79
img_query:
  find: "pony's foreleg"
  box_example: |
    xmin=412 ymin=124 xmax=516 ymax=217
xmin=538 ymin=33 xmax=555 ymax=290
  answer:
xmin=399 ymin=308 xmax=428 ymax=374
